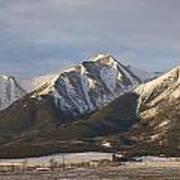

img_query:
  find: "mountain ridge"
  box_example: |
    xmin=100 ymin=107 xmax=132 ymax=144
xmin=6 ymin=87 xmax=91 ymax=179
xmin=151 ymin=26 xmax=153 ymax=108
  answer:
xmin=0 ymin=54 xmax=154 ymax=112
xmin=0 ymin=65 xmax=179 ymax=157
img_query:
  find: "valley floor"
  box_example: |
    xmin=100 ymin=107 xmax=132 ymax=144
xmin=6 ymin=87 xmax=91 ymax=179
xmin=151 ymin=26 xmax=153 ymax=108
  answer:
xmin=0 ymin=153 xmax=179 ymax=180
xmin=0 ymin=161 xmax=179 ymax=180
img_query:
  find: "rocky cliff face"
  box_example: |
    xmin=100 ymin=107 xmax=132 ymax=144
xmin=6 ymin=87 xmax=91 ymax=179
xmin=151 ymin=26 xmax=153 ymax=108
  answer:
xmin=30 ymin=54 xmax=142 ymax=117
xmin=0 ymin=64 xmax=179 ymax=157
xmin=0 ymin=54 xmax=154 ymax=114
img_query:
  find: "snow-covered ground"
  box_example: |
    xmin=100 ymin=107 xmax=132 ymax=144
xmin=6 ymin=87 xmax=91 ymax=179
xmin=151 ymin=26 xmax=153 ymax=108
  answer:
xmin=0 ymin=153 xmax=180 ymax=167
xmin=135 ymin=156 xmax=180 ymax=162
xmin=0 ymin=152 xmax=113 ymax=166
xmin=0 ymin=153 xmax=179 ymax=180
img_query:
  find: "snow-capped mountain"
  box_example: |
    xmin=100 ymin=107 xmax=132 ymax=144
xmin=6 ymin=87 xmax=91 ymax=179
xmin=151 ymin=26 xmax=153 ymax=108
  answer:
xmin=0 ymin=65 xmax=179 ymax=158
xmin=0 ymin=54 xmax=156 ymax=113
xmin=135 ymin=66 xmax=180 ymax=111
xmin=0 ymin=53 xmax=164 ymax=114
xmin=133 ymin=66 xmax=180 ymax=148
xmin=19 ymin=73 xmax=59 ymax=94
xmin=29 ymin=54 xmax=142 ymax=117
xmin=0 ymin=75 xmax=26 ymax=110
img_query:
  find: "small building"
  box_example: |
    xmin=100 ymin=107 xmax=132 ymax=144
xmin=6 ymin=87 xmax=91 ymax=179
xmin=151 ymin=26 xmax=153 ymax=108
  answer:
xmin=112 ymin=151 xmax=131 ymax=162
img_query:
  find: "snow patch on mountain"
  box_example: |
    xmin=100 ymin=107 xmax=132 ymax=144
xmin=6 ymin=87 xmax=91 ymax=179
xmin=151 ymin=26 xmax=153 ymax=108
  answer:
xmin=29 ymin=54 xmax=143 ymax=116
xmin=0 ymin=75 xmax=26 ymax=110
xmin=0 ymin=54 xmax=158 ymax=112
xmin=135 ymin=66 xmax=180 ymax=105
xmin=20 ymin=73 xmax=59 ymax=94
xmin=133 ymin=66 xmax=180 ymax=145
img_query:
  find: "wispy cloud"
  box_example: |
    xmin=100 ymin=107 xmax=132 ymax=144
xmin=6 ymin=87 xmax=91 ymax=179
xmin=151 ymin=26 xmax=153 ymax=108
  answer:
xmin=0 ymin=0 xmax=179 ymax=76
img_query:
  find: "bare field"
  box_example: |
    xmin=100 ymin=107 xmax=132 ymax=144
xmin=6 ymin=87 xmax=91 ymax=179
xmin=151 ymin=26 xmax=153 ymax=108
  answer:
xmin=0 ymin=154 xmax=179 ymax=179
xmin=0 ymin=162 xmax=179 ymax=180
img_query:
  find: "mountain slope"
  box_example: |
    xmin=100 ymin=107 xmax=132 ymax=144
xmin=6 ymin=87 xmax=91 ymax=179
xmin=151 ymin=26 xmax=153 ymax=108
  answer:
xmin=0 ymin=92 xmax=139 ymax=158
xmin=0 ymin=54 xmax=154 ymax=112
xmin=26 ymin=54 xmax=142 ymax=118
xmin=0 ymin=75 xmax=26 ymax=110
xmin=130 ymin=66 xmax=180 ymax=154
xmin=0 ymin=54 xmax=142 ymax=133
xmin=0 ymin=54 xmax=143 ymax=157
xmin=0 ymin=54 xmax=141 ymax=138
xmin=0 ymin=57 xmax=178 ymax=158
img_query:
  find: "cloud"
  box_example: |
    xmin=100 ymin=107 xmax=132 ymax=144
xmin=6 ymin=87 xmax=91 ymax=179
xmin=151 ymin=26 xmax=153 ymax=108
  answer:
xmin=0 ymin=0 xmax=179 ymax=76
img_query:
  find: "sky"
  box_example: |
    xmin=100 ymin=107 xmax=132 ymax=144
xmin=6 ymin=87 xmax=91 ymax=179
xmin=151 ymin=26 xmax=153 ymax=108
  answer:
xmin=0 ymin=0 xmax=180 ymax=77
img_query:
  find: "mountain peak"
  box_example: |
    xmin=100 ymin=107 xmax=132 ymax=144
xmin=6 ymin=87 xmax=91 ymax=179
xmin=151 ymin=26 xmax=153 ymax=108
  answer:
xmin=169 ymin=65 xmax=180 ymax=79
xmin=88 ymin=54 xmax=118 ymax=65
xmin=29 ymin=54 xmax=142 ymax=117
xmin=135 ymin=65 xmax=180 ymax=111
xmin=172 ymin=65 xmax=180 ymax=71
xmin=136 ymin=65 xmax=180 ymax=92
xmin=0 ymin=54 xmax=154 ymax=113
xmin=90 ymin=54 xmax=111 ymax=62
xmin=158 ymin=65 xmax=180 ymax=84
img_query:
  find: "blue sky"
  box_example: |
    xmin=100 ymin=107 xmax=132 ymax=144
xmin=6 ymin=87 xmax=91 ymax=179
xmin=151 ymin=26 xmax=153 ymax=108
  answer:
xmin=0 ymin=0 xmax=180 ymax=77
